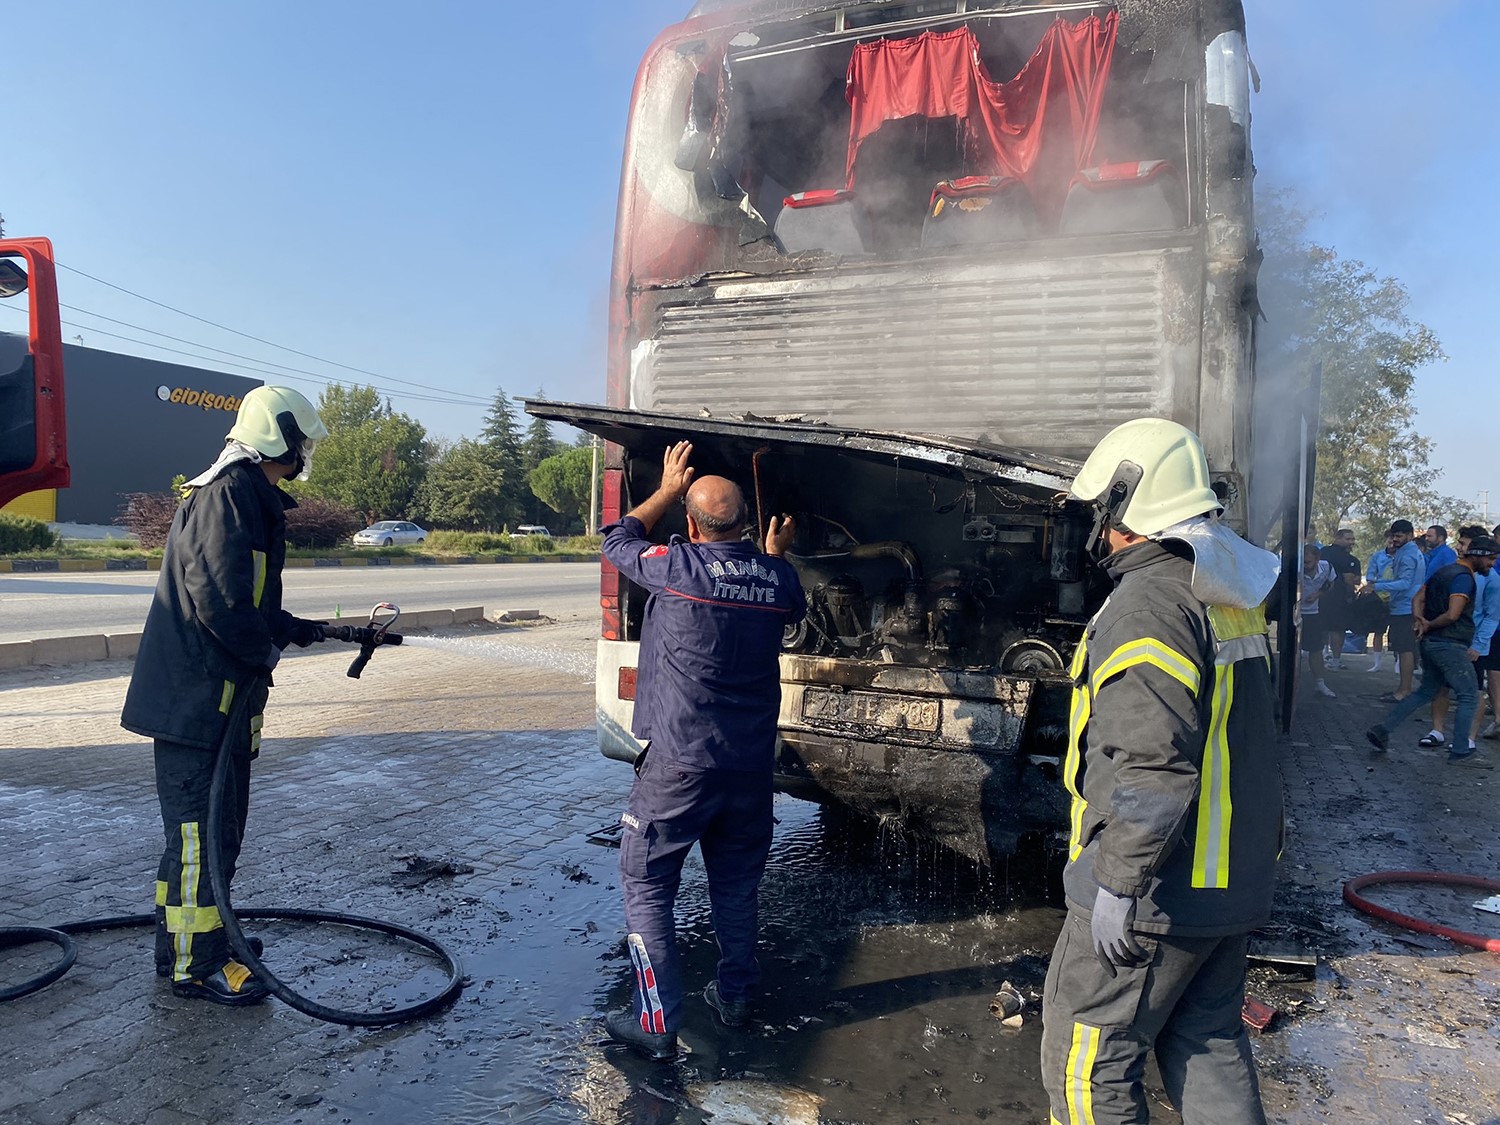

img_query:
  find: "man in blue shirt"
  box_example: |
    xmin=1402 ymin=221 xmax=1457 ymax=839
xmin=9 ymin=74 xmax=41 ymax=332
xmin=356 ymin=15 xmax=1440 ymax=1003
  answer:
xmin=600 ymin=441 xmax=806 ymax=1060
xmin=1368 ymin=535 xmax=1497 ymax=763
xmin=1359 ymin=519 xmax=1426 ymax=700
xmin=1425 ymin=526 xmax=1490 ymax=744
xmin=1425 ymin=525 xmax=1459 ymax=573
xmin=1360 ymin=533 xmax=1397 ymax=672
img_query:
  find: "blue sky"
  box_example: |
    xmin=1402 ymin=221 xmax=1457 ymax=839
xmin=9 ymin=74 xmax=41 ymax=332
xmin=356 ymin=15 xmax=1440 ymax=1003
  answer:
xmin=3 ymin=1 xmax=1495 ymax=518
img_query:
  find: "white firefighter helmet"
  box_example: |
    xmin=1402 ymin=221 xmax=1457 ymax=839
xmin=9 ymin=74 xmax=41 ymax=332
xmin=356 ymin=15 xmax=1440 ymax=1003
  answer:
xmin=1071 ymin=418 xmax=1221 ymax=537
xmin=227 ymin=386 xmax=328 ymax=462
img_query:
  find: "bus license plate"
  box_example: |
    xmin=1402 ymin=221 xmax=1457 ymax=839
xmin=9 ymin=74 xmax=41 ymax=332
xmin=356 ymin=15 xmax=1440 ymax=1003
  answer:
xmin=801 ymin=689 xmax=940 ymax=733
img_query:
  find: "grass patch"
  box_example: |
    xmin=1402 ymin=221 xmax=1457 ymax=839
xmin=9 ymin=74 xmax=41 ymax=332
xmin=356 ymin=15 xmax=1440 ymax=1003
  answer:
xmin=7 ymin=534 xmax=602 ymax=562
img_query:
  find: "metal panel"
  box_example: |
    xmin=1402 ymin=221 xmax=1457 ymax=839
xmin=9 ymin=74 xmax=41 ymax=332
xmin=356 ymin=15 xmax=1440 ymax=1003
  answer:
xmin=634 ymin=246 xmax=1203 ymax=460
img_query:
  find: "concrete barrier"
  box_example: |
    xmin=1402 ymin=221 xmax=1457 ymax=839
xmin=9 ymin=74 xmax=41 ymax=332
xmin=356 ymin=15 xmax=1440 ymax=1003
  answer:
xmin=31 ymin=635 xmax=109 ymax=665
xmin=0 ymin=641 xmax=34 ymax=670
xmin=106 ymin=633 xmax=143 ymax=660
xmin=2 ymin=606 xmax=503 ymax=669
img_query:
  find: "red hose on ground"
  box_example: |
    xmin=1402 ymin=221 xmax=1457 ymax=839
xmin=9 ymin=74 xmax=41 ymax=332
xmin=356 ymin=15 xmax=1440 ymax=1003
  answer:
xmin=1343 ymin=871 xmax=1500 ymax=953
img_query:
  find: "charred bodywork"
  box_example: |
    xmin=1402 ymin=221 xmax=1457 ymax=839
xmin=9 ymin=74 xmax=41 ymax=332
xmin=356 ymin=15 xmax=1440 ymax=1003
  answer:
xmin=579 ymin=0 xmax=1263 ymax=862
xmin=528 ymin=401 xmax=1100 ymax=862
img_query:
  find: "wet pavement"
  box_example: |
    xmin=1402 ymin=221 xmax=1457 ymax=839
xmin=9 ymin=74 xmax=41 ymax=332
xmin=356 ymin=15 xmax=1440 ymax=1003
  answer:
xmin=1 ymin=623 xmax=1498 ymax=1123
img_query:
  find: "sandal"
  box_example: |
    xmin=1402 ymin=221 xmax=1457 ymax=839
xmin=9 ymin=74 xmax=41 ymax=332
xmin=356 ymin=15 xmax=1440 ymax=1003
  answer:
xmin=1417 ymin=733 xmax=1446 ymax=748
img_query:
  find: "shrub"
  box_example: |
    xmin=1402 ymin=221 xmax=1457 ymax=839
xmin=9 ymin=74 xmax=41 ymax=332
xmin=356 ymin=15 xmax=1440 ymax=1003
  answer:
xmin=557 ymin=535 xmax=603 ymax=554
xmin=0 ymin=513 xmax=58 ymax=554
xmin=118 ymin=491 xmax=181 ymax=550
xmin=424 ymin=530 xmax=514 ymax=554
xmin=286 ymin=495 xmax=364 ymax=549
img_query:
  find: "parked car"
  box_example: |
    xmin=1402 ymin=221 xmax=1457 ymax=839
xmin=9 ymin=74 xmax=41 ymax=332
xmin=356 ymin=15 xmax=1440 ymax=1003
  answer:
xmin=511 ymin=525 xmax=552 ymax=538
xmin=352 ymin=520 xmax=426 ymax=547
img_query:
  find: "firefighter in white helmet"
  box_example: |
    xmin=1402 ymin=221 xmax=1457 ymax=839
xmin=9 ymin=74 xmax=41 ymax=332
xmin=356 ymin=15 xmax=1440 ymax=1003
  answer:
xmin=1040 ymin=418 xmax=1283 ymax=1125
xmin=122 ymin=386 xmax=330 ymax=1006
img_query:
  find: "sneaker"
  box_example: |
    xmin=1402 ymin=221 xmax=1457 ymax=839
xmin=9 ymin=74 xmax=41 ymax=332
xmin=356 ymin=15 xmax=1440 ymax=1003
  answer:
xmin=156 ymin=936 xmax=263 ymax=978
xmin=1365 ymin=725 xmax=1390 ymax=751
xmin=1325 ymin=658 xmax=1344 ymax=671
xmin=1482 ymin=722 xmax=1499 ymax=741
xmin=170 ymin=961 xmax=269 ymax=1006
xmin=604 ymin=1009 xmax=678 ymax=1061
xmin=1315 ymin=680 xmax=1337 ymax=698
xmin=704 ymin=980 xmax=751 ymax=1028
xmin=1367 ymin=658 xmax=1386 ymax=673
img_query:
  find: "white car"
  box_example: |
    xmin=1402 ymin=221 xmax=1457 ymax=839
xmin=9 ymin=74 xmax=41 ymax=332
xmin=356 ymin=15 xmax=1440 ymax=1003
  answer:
xmin=511 ymin=525 xmax=552 ymax=538
xmin=352 ymin=520 xmax=426 ymax=547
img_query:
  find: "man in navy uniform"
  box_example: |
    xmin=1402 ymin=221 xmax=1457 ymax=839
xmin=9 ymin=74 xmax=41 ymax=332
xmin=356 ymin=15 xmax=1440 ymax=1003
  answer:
xmin=601 ymin=440 xmax=805 ymax=1060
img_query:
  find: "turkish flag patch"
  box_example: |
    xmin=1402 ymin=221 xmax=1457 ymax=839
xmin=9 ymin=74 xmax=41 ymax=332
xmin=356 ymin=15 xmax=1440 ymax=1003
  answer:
xmin=641 ymin=545 xmax=669 ymax=558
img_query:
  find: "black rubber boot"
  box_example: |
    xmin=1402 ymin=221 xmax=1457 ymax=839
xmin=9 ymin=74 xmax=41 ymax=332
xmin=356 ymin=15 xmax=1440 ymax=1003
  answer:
xmin=704 ymin=981 xmax=750 ymax=1028
xmin=605 ymin=1009 xmax=678 ymax=1061
xmin=171 ymin=961 xmax=270 ymax=1006
xmin=157 ymin=935 xmax=263 ymax=978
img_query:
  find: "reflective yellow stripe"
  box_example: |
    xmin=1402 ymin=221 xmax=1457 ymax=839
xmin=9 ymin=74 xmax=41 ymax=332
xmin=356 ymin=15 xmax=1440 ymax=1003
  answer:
xmin=174 ymin=822 xmax=201 ymax=977
xmin=1091 ymin=638 xmax=1201 ymax=696
xmin=219 ymin=680 xmax=235 ymax=715
xmin=1069 ymin=638 xmax=1088 ymax=679
xmin=1206 ymin=604 xmax=1265 ymax=641
xmin=1064 ymin=634 xmax=1091 ymax=861
xmin=1065 ymin=684 xmax=1092 ymax=862
xmin=1065 ymin=1021 xmax=1100 ymax=1125
xmin=1192 ymin=664 xmax=1236 ymax=888
xmin=155 ymin=879 xmax=168 ymax=906
xmin=251 ymin=550 xmax=267 ymax=608
xmin=164 ymin=904 xmax=223 ymax=933
xmin=1208 ymin=605 xmax=1271 ymax=668
xmin=250 ymin=712 xmax=263 ymax=754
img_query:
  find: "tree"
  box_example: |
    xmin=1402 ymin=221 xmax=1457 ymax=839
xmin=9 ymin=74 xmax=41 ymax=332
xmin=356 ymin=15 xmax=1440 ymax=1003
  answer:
xmin=521 ymin=390 xmax=562 ymax=524
xmin=419 ymin=438 xmax=507 ymax=531
xmin=302 ymin=383 xmax=429 ymax=520
xmin=529 ymin=445 xmax=601 ymax=532
xmin=1257 ymin=195 xmax=1449 ymax=542
xmin=480 ymin=387 xmax=527 ymax=528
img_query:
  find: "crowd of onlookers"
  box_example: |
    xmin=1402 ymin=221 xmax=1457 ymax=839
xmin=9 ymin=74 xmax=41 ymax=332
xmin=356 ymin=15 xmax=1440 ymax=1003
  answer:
xmin=1299 ymin=519 xmax=1500 ymax=764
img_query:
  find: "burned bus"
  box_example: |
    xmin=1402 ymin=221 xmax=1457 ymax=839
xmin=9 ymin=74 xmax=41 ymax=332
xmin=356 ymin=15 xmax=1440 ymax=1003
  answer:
xmin=531 ymin=0 xmax=1267 ymax=862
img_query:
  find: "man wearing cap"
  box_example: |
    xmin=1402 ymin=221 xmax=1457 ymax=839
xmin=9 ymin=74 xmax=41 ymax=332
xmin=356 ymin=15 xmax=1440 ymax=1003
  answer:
xmin=1367 ymin=535 xmax=1498 ymax=763
xmin=1041 ymin=418 xmax=1282 ymax=1125
xmin=1359 ymin=519 xmax=1427 ymax=701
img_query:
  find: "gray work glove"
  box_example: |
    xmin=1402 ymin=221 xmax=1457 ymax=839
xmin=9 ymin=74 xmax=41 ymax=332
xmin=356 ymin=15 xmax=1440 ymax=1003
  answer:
xmin=1091 ymin=886 xmax=1148 ymax=978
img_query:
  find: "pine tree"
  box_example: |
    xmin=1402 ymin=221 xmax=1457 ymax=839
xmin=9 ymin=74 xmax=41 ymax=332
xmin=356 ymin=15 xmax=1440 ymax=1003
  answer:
xmin=521 ymin=389 xmax=561 ymax=523
xmin=480 ymin=387 xmax=526 ymax=528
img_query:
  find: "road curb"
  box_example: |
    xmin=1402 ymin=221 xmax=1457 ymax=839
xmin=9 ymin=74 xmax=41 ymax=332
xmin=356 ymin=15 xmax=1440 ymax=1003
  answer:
xmin=5 ymin=606 xmax=491 ymax=670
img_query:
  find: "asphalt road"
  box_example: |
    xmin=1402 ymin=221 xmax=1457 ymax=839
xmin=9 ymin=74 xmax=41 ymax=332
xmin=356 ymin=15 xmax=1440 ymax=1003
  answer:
xmin=0 ymin=561 xmax=600 ymax=641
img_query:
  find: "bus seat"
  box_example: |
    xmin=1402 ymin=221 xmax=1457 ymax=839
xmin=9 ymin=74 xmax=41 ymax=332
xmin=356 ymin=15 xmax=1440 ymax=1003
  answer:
xmin=1058 ymin=161 xmax=1188 ymax=236
xmin=775 ymin=190 xmax=872 ymax=255
xmin=920 ymin=176 xmax=1038 ymax=248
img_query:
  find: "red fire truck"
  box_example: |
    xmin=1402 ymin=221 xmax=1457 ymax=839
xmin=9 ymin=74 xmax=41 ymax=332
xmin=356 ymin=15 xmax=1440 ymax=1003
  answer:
xmin=0 ymin=238 xmax=69 ymax=508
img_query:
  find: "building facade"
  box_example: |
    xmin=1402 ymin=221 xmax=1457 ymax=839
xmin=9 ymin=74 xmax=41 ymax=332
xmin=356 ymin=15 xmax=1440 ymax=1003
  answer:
xmin=0 ymin=336 xmax=261 ymax=527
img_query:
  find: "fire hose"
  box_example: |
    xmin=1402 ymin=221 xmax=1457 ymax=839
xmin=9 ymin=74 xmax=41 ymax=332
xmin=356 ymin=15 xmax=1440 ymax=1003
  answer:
xmin=1343 ymin=871 xmax=1500 ymax=954
xmin=0 ymin=606 xmax=467 ymax=1025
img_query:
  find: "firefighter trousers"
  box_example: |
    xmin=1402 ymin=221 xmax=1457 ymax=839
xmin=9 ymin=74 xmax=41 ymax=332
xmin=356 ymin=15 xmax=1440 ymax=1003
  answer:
xmin=153 ymin=734 xmax=252 ymax=982
xmin=618 ymin=751 xmax=773 ymax=1035
xmin=1041 ymin=911 xmax=1266 ymax=1125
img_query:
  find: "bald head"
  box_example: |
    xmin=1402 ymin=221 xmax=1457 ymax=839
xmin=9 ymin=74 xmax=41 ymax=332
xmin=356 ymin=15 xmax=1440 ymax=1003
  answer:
xmin=685 ymin=476 xmax=747 ymax=542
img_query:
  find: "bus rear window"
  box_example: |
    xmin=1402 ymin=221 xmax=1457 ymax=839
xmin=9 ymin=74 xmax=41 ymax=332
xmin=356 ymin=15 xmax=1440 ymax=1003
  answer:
xmin=724 ymin=7 xmax=1194 ymax=258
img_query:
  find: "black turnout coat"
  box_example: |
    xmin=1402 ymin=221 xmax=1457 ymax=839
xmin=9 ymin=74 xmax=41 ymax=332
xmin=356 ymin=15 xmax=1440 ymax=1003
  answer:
xmin=121 ymin=460 xmax=300 ymax=751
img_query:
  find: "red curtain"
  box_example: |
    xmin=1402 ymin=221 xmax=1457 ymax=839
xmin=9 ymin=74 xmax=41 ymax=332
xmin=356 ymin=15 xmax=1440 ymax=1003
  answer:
xmin=845 ymin=13 xmax=1118 ymax=214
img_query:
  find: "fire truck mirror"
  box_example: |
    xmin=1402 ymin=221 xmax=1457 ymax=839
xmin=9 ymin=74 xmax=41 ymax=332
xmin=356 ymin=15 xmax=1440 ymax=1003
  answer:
xmin=0 ymin=259 xmax=28 ymax=299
